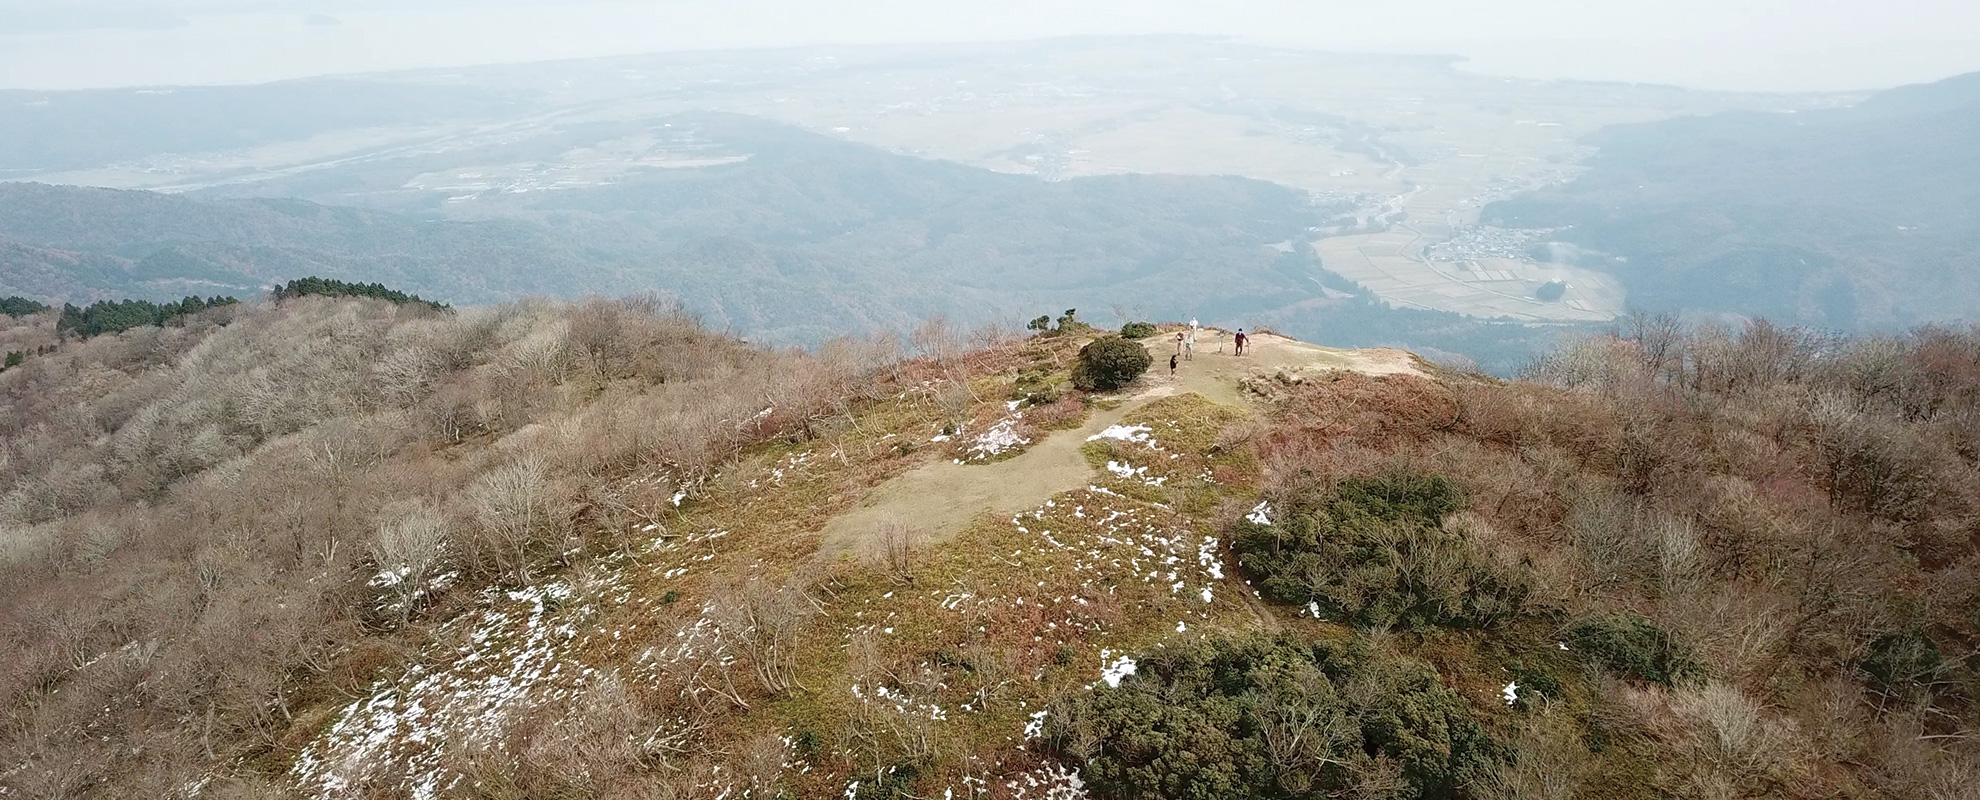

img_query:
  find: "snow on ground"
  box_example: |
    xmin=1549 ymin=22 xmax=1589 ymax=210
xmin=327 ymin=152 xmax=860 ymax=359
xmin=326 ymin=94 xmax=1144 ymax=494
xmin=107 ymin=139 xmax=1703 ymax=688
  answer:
xmin=1086 ymin=424 xmax=1156 ymax=447
xmin=852 ymin=681 xmax=948 ymax=721
xmin=963 ymin=417 xmax=1032 ymax=461
xmin=1103 ymin=460 xmax=1166 ymax=485
xmin=1246 ymin=501 xmax=1273 ymax=525
xmin=297 ymin=528 xmax=721 ymax=798
xmin=1023 ymin=709 xmax=1050 ymax=739
xmin=293 ymin=582 xmax=594 ymax=800
xmin=1098 ymin=654 xmax=1138 ymax=688
xmin=1005 ymin=762 xmax=1088 ymax=800
xmin=1012 ymin=488 xmax=1226 ymax=608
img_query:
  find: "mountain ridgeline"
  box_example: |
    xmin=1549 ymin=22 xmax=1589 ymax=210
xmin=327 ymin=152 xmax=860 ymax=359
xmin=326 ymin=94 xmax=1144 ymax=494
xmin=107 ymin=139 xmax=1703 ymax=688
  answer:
xmin=2 ymin=294 xmax=1977 ymax=799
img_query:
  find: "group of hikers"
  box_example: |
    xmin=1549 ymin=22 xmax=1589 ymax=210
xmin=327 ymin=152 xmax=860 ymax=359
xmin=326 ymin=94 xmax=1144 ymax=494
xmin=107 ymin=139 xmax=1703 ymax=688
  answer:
xmin=1165 ymin=319 xmax=1250 ymax=377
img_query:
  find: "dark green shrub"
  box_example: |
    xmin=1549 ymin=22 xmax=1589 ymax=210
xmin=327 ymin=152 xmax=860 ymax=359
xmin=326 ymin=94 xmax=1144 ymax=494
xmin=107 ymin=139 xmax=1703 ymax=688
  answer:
xmin=1859 ymin=629 xmax=1945 ymax=697
xmin=1120 ymin=321 xmax=1159 ymax=339
xmin=1565 ymin=613 xmax=1702 ymax=686
xmin=1330 ymin=472 xmax=1465 ymax=523
xmin=3 ymin=351 xmax=23 ymax=369
xmin=1072 ymin=336 xmax=1152 ymax=392
xmin=1045 ymin=635 xmax=1498 ymax=800
xmin=1014 ymin=366 xmax=1068 ymax=405
xmin=1232 ymin=472 xmax=1525 ymax=629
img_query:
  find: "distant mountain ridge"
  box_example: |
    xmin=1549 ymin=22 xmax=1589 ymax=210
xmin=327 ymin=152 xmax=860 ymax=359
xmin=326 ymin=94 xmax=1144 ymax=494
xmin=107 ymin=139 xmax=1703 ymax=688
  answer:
xmin=4 ymin=113 xmax=1330 ymax=337
xmin=0 ymin=181 xmax=623 ymax=303
xmin=1485 ymin=70 xmax=1980 ymax=329
xmin=0 ymin=114 xmax=1565 ymax=371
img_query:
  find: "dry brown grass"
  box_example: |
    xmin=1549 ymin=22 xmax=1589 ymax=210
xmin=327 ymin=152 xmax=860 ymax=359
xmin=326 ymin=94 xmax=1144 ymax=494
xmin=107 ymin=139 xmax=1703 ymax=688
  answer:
xmin=0 ymin=295 xmax=928 ymax=798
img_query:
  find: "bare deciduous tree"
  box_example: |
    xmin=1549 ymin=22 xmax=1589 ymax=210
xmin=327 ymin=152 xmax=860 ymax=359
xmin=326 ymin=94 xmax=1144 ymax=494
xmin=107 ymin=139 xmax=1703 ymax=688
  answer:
xmin=466 ymin=456 xmax=573 ymax=582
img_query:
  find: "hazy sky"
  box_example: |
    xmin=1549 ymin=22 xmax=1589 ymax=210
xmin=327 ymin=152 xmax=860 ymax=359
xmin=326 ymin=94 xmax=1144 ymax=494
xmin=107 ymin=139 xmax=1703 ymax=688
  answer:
xmin=3 ymin=0 xmax=1978 ymax=93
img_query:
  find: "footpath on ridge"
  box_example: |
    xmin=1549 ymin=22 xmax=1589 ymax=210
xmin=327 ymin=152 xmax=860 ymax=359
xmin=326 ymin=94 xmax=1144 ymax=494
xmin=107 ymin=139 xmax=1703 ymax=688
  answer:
xmin=815 ymin=330 xmax=1422 ymax=559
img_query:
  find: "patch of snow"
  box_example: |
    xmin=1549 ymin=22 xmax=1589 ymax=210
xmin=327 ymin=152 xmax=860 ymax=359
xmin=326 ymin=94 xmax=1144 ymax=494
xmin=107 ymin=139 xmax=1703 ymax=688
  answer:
xmin=294 ymin=581 xmax=596 ymax=799
xmin=1023 ymin=708 xmax=1050 ymax=739
xmin=1246 ymin=501 xmax=1273 ymax=526
xmin=1502 ymin=681 xmax=1519 ymax=706
xmin=1099 ymin=655 xmax=1137 ymax=688
xmin=1087 ymin=424 xmax=1154 ymax=445
xmin=963 ymin=418 xmax=1031 ymax=460
xmin=1005 ymin=762 xmax=1088 ymax=800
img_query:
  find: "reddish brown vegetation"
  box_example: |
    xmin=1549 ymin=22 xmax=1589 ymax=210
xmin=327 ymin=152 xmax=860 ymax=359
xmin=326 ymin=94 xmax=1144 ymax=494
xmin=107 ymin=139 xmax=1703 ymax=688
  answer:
xmin=1255 ymin=320 xmax=1980 ymax=798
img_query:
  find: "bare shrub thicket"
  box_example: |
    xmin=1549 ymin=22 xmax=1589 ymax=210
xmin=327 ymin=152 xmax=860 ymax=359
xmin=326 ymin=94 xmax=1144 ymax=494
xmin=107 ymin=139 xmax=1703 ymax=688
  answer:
xmin=875 ymin=515 xmax=920 ymax=585
xmin=1261 ymin=320 xmax=1980 ymax=797
xmin=0 ymin=294 xmax=899 ymax=798
xmin=712 ymin=577 xmax=819 ymax=696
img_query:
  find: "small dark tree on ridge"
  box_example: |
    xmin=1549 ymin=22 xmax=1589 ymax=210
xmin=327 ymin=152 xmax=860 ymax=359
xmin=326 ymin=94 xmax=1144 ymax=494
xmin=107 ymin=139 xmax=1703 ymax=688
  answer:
xmin=1073 ymin=336 xmax=1152 ymax=391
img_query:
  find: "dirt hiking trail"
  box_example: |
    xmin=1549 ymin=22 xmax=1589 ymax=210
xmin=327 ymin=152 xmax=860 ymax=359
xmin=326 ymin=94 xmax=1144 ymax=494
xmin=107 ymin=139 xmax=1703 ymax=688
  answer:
xmin=815 ymin=331 xmax=1421 ymax=560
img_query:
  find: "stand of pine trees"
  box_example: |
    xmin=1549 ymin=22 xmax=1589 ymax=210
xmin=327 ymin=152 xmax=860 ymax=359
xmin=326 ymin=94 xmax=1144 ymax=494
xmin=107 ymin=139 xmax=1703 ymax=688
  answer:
xmin=0 ymin=296 xmax=47 ymax=317
xmin=56 ymin=296 xmax=239 ymax=339
xmin=272 ymin=276 xmax=447 ymax=310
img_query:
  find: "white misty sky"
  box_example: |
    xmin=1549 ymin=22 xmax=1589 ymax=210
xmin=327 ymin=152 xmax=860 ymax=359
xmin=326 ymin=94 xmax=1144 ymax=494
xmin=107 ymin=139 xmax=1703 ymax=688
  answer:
xmin=2 ymin=0 xmax=1978 ymax=92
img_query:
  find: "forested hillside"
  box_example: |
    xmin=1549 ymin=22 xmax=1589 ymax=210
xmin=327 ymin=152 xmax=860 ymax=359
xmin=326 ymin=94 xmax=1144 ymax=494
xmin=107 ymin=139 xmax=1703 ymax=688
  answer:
xmin=0 ymin=182 xmax=624 ymax=303
xmin=1486 ymin=71 xmax=1980 ymax=329
xmin=3 ymin=295 xmax=1976 ymax=799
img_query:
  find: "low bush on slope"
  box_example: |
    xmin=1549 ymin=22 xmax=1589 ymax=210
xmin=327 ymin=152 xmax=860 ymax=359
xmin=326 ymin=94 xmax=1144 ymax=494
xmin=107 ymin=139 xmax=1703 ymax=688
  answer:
xmin=1072 ymin=335 xmax=1152 ymax=392
xmin=1564 ymin=612 xmax=1704 ymax=687
xmin=1234 ymin=471 xmax=1529 ymax=630
xmin=1044 ymin=635 xmax=1498 ymax=800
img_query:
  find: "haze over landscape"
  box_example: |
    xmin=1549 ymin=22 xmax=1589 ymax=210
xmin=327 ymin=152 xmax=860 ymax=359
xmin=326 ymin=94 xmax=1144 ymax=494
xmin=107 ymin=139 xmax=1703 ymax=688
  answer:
xmin=5 ymin=4 xmax=1980 ymax=800
xmin=5 ymin=0 xmax=1980 ymax=92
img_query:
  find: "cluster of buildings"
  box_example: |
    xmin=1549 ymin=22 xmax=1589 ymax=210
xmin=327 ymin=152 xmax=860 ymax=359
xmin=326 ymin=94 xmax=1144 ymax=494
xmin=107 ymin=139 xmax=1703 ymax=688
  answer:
xmin=1426 ymin=225 xmax=1561 ymax=263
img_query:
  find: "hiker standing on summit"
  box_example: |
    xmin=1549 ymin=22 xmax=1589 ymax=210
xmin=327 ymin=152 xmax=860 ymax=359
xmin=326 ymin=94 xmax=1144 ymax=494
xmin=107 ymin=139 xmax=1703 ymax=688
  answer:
xmin=1234 ymin=328 xmax=1248 ymax=356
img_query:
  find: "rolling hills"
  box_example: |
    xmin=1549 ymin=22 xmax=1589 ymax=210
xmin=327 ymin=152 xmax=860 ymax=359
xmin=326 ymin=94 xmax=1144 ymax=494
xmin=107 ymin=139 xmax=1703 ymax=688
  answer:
xmin=0 ymin=114 xmax=1564 ymax=371
xmin=1485 ymin=70 xmax=1980 ymax=329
